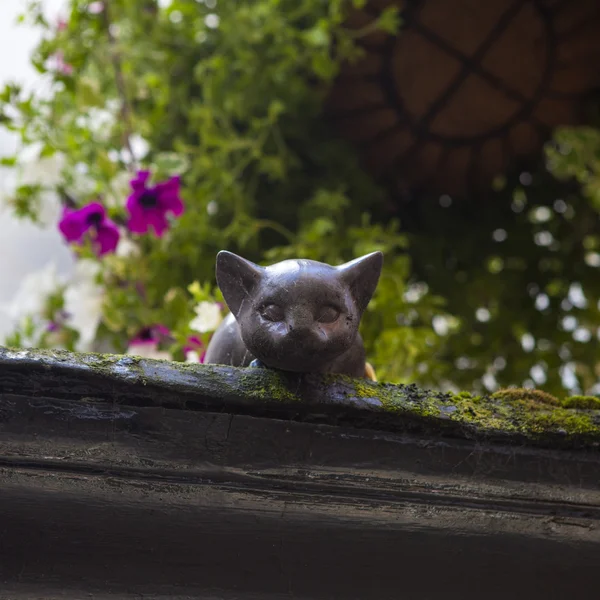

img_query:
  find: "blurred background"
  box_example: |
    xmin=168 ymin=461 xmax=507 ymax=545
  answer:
xmin=2 ymin=0 xmax=600 ymax=398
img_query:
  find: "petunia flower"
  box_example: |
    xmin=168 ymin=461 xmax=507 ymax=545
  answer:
xmin=126 ymin=324 xmax=172 ymax=360
xmin=130 ymin=324 xmax=171 ymax=345
xmin=58 ymin=201 xmax=120 ymax=256
xmin=126 ymin=170 xmax=184 ymax=237
xmin=183 ymin=335 xmax=206 ymax=363
xmin=46 ymin=310 xmax=71 ymax=332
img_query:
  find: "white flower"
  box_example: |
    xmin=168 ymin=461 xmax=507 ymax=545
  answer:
xmin=105 ymin=171 xmax=132 ymax=208
xmin=130 ymin=135 xmax=150 ymax=160
xmin=19 ymin=152 xmax=66 ymax=188
xmin=127 ymin=343 xmax=172 ymax=361
xmin=115 ymin=235 xmax=140 ymax=257
xmin=189 ymin=301 xmax=223 ymax=333
xmin=84 ymin=107 xmax=115 ymax=143
xmin=34 ymin=188 xmax=64 ymax=227
xmin=0 ymin=169 xmax=63 ymax=228
xmin=0 ymin=154 xmax=67 ymax=227
xmin=3 ymin=261 xmax=64 ymax=321
xmin=70 ymin=164 xmax=97 ymax=198
xmin=185 ymin=350 xmax=201 ymax=363
xmin=120 ymin=135 xmax=150 ymax=165
xmin=63 ymin=260 xmax=104 ymax=351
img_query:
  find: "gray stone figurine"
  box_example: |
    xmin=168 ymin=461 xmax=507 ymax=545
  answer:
xmin=204 ymin=251 xmax=383 ymax=379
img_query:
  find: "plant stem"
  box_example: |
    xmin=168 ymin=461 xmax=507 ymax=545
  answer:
xmin=254 ymin=219 xmax=296 ymax=243
xmin=103 ymin=0 xmax=137 ymax=173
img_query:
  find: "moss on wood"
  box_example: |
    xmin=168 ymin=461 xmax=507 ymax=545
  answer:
xmin=562 ymin=395 xmax=600 ymax=410
xmin=0 ymin=346 xmax=599 ymax=450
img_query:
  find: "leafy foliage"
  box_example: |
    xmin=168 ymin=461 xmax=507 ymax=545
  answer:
xmin=401 ymin=133 xmax=600 ymax=395
xmin=1 ymin=0 xmax=449 ymax=384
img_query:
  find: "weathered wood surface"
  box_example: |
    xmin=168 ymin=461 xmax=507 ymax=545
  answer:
xmin=1 ymin=347 xmax=599 ymax=449
xmin=0 ymin=347 xmax=599 ymax=599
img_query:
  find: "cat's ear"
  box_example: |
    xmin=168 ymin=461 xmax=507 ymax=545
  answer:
xmin=216 ymin=251 xmax=264 ymax=316
xmin=337 ymin=251 xmax=383 ymax=313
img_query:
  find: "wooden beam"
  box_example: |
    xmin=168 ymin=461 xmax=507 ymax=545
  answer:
xmin=0 ymin=347 xmax=599 ymax=448
xmin=0 ymin=346 xmax=599 ymax=598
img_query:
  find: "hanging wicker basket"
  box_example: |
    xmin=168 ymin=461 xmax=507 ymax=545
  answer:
xmin=328 ymin=0 xmax=600 ymax=197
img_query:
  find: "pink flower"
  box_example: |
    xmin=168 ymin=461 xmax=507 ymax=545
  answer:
xmin=126 ymin=170 xmax=184 ymax=237
xmin=127 ymin=324 xmax=172 ymax=360
xmin=129 ymin=324 xmax=171 ymax=346
xmin=57 ymin=18 xmax=68 ymax=32
xmin=58 ymin=202 xmax=120 ymax=256
xmin=183 ymin=336 xmax=206 ymax=363
xmin=88 ymin=2 xmax=105 ymax=14
xmin=53 ymin=50 xmax=74 ymax=76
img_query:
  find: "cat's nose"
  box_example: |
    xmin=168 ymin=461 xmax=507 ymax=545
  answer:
xmin=287 ymin=318 xmax=311 ymax=336
xmin=286 ymin=307 xmax=314 ymax=337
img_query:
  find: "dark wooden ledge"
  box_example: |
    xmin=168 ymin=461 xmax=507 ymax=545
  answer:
xmin=0 ymin=347 xmax=599 ymax=599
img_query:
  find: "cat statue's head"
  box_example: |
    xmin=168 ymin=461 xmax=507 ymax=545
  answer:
xmin=215 ymin=251 xmax=383 ymax=372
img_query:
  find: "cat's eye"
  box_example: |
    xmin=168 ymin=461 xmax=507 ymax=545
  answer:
xmin=317 ymin=306 xmax=340 ymax=324
xmin=261 ymin=304 xmax=285 ymax=322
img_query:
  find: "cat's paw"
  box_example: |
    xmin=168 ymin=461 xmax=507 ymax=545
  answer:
xmin=249 ymin=359 xmax=267 ymax=369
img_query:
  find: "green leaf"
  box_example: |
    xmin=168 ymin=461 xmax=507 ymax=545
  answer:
xmin=304 ymin=26 xmax=329 ymax=47
xmin=153 ymin=152 xmax=190 ymax=176
xmin=377 ymin=6 xmax=401 ymax=34
xmin=76 ymin=76 xmax=103 ymax=108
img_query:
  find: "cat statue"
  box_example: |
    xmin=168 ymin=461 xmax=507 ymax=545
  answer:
xmin=204 ymin=250 xmax=383 ymax=379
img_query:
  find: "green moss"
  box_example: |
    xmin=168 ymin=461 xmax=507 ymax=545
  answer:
xmin=312 ymin=377 xmax=600 ymax=445
xmin=451 ymin=391 xmax=483 ymax=404
xmin=172 ymin=361 xmax=299 ymax=403
xmin=237 ymin=369 xmax=300 ymax=403
xmin=526 ymin=409 xmax=597 ymax=435
xmin=562 ymin=395 xmax=600 ymax=410
xmin=352 ymin=378 xmax=383 ymax=400
xmin=492 ymin=387 xmax=560 ymax=406
xmin=3 ymin=346 xmax=144 ymax=377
